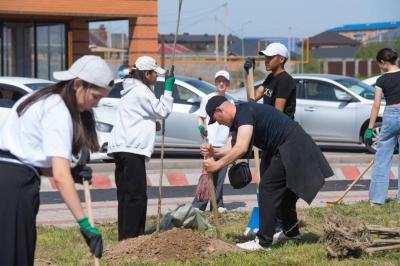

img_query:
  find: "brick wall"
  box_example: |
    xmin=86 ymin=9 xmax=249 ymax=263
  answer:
xmin=1 ymin=0 xmax=158 ymax=67
xmin=0 ymin=0 xmax=157 ymax=17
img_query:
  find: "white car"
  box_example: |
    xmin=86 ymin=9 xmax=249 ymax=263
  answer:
xmin=96 ymin=76 xmax=238 ymax=151
xmin=229 ymin=74 xmax=385 ymax=153
xmin=362 ymin=75 xmax=381 ymax=87
xmin=0 ymin=77 xmax=113 ymax=163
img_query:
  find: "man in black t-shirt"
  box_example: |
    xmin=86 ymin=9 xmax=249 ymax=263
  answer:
xmin=244 ymin=42 xmax=296 ymax=119
xmin=201 ymin=96 xmax=333 ymax=251
xmin=244 ymin=43 xmax=296 ymax=233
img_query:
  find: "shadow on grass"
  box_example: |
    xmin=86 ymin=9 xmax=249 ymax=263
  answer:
xmin=224 ymin=201 xmax=247 ymax=210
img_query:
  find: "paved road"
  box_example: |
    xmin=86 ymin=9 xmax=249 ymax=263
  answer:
xmin=39 ymin=179 xmax=399 ymax=205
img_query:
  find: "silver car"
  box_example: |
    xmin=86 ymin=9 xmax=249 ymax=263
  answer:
xmin=230 ymin=74 xmax=384 ymax=153
xmin=99 ymin=76 xmax=238 ymax=149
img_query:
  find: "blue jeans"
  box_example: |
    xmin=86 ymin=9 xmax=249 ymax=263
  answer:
xmin=369 ymin=106 xmax=400 ymax=204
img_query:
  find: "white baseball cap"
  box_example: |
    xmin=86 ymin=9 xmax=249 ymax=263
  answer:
xmin=53 ymin=55 xmax=114 ymax=90
xmin=259 ymin=43 xmax=289 ymax=58
xmin=214 ymin=70 xmax=230 ymax=81
xmin=134 ymin=56 xmax=165 ymax=74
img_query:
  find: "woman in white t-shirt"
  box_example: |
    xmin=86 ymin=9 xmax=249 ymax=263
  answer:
xmin=0 ymin=55 xmax=113 ymax=265
xmin=193 ymin=70 xmax=232 ymax=212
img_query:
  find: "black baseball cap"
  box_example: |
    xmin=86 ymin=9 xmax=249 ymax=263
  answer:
xmin=206 ymin=95 xmax=228 ymax=125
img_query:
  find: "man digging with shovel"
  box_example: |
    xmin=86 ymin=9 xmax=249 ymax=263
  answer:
xmin=201 ymin=96 xmax=333 ymax=251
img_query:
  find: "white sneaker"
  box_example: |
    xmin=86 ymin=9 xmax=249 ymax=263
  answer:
xmin=273 ymin=230 xmax=301 ymax=243
xmin=236 ymin=237 xmax=271 ymax=251
xmin=218 ymin=207 xmax=227 ymax=213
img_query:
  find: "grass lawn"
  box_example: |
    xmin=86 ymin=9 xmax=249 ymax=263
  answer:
xmin=35 ymin=200 xmax=400 ymax=265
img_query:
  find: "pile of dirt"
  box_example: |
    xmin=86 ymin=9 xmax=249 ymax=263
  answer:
xmin=320 ymin=214 xmax=372 ymax=258
xmin=105 ymin=228 xmax=241 ymax=264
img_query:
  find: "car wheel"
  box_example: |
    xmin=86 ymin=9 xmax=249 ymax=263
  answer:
xmin=71 ymin=147 xmax=90 ymax=164
xmin=102 ymin=159 xmax=114 ymax=163
xmin=365 ymin=122 xmax=381 ymax=154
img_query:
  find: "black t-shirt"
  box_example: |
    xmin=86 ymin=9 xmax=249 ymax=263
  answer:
xmin=262 ymin=71 xmax=296 ymax=119
xmin=231 ymin=102 xmax=293 ymax=152
xmin=376 ymin=70 xmax=400 ymax=106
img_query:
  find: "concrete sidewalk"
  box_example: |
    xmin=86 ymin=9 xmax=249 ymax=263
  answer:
xmin=36 ymin=189 xmax=399 ymax=228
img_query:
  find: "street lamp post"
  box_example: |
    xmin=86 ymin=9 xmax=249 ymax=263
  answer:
xmin=241 ymin=21 xmax=252 ymax=85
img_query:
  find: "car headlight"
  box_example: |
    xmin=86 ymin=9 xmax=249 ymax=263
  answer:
xmin=96 ymin=122 xmax=113 ymax=132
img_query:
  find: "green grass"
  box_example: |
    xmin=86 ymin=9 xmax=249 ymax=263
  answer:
xmin=35 ymin=200 xmax=400 ymax=265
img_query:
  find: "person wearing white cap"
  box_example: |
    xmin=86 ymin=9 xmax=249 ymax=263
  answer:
xmin=192 ymin=70 xmax=233 ymax=213
xmin=108 ymin=56 xmax=175 ymax=240
xmin=244 ymin=43 xmax=297 ymax=237
xmin=118 ymin=56 xmax=130 ymax=77
xmin=0 ymin=55 xmax=114 ymax=264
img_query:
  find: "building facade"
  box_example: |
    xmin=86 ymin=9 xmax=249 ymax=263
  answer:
xmin=0 ymin=0 xmax=158 ymax=80
xmin=329 ymin=21 xmax=400 ymax=43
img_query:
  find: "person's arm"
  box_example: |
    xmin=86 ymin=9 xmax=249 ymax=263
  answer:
xmin=368 ymin=87 xmax=383 ymax=128
xmin=248 ymin=85 xmax=264 ymax=102
xmin=275 ymin=98 xmax=287 ymax=112
xmin=197 ymin=116 xmax=205 ymax=127
xmin=201 ymin=135 xmax=233 ymax=158
xmin=52 ymin=157 xmax=85 ymax=220
xmin=203 ymin=125 xmax=253 ymax=172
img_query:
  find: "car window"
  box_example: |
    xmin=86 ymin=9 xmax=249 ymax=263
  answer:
xmin=108 ymin=82 xmax=124 ymax=98
xmin=175 ymin=85 xmax=197 ymax=103
xmin=0 ymin=85 xmax=24 ymax=108
xmin=336 ymin=78 xmax=375 ymax=99
xmin=154 ymin=81 xmax=198 ymax=104
xmin=24 ymin=83 xmax=53 ymax=90
xmin=305 ymin=82 xmax=347 ymax=102
xmin=295 ymin=81 xmax=302 ymax=99
xmin=185 ymin=79 xmax=238 ymax=103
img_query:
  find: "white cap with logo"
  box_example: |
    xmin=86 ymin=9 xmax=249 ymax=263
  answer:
xmin=53 ymin=55 xmax=114 ymax=90
xmin=134 ymin=56 xmax=166 ymax=74
xmin=214 ymin=70 xmax=230 ymax=81
xmin=259 ymin=43 xmax=289 ymax=58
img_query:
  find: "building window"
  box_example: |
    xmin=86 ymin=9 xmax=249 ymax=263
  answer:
xmin=1 ymin=22 xmax=66 ymax=79
xmin=3 ymin=22 xmax=35 ymax=77
xmin=37 ymin=23 xmax=66 ymax=80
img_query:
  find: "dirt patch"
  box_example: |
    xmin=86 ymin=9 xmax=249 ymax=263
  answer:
xmin=105 ymin=228 xmax=242 ymax=264
xmin=34 ymin=258 xmax=59 ymax=265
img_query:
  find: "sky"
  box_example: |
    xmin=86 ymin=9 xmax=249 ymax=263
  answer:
xmin=90 ymin=0 xmax=400 ymax=39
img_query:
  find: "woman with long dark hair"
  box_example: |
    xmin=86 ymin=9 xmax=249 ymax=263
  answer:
xmin=0 ymin=55 xmax=114 ymax=265
xmin=108 ymin=56 xmax=175 ymax=240
xmin=365 ymin=48 xmax=400 ymax=205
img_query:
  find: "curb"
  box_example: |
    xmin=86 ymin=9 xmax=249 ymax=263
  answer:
xmin=40 ymin=164 xmax=398 ymax=191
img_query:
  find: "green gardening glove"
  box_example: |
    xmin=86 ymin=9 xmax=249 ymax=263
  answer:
xmin=165 ymin=65 xmax=175 ymax=91
xmin=365 ymin=128 xmax=373 ymax=138
xmin=365 ymin=128 xmax=373 ymax=146
xmin=77 ymin=217 xmax=103 ymax=258
xmin=198 ymin=125 xmax=208 ymax=138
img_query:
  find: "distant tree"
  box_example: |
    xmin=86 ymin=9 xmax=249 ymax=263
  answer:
xmin=354 ymin=37 xmax=400 ymax=60
xmin=294 ymin=50 xmax=321 ymax=74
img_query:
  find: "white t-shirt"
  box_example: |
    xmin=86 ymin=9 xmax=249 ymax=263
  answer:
xmin=199 ymin=93 xmax=232 ymax=147
xmin=0 ymin=93 xmax=73 ymax=168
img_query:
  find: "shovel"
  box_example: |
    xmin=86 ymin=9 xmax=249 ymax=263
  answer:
xmin=326 ymin=159 xmax=374 ymax=207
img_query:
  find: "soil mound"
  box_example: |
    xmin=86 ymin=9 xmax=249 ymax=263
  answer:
xmin=105 ymin=228 xmax=241 ymax=264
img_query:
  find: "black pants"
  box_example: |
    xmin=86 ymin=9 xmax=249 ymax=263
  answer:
xmin=114 ymin=152 xmax=148 ymax=241
xmin=0 ymin=162 xmax=40 ymax=266
xmin=260 ymin=150 xmax=284 ymax=230
xmin=192 ymin=158 xmax=227 ymax=211
xmin=257 ymin=152 xmax=299 ymax=247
